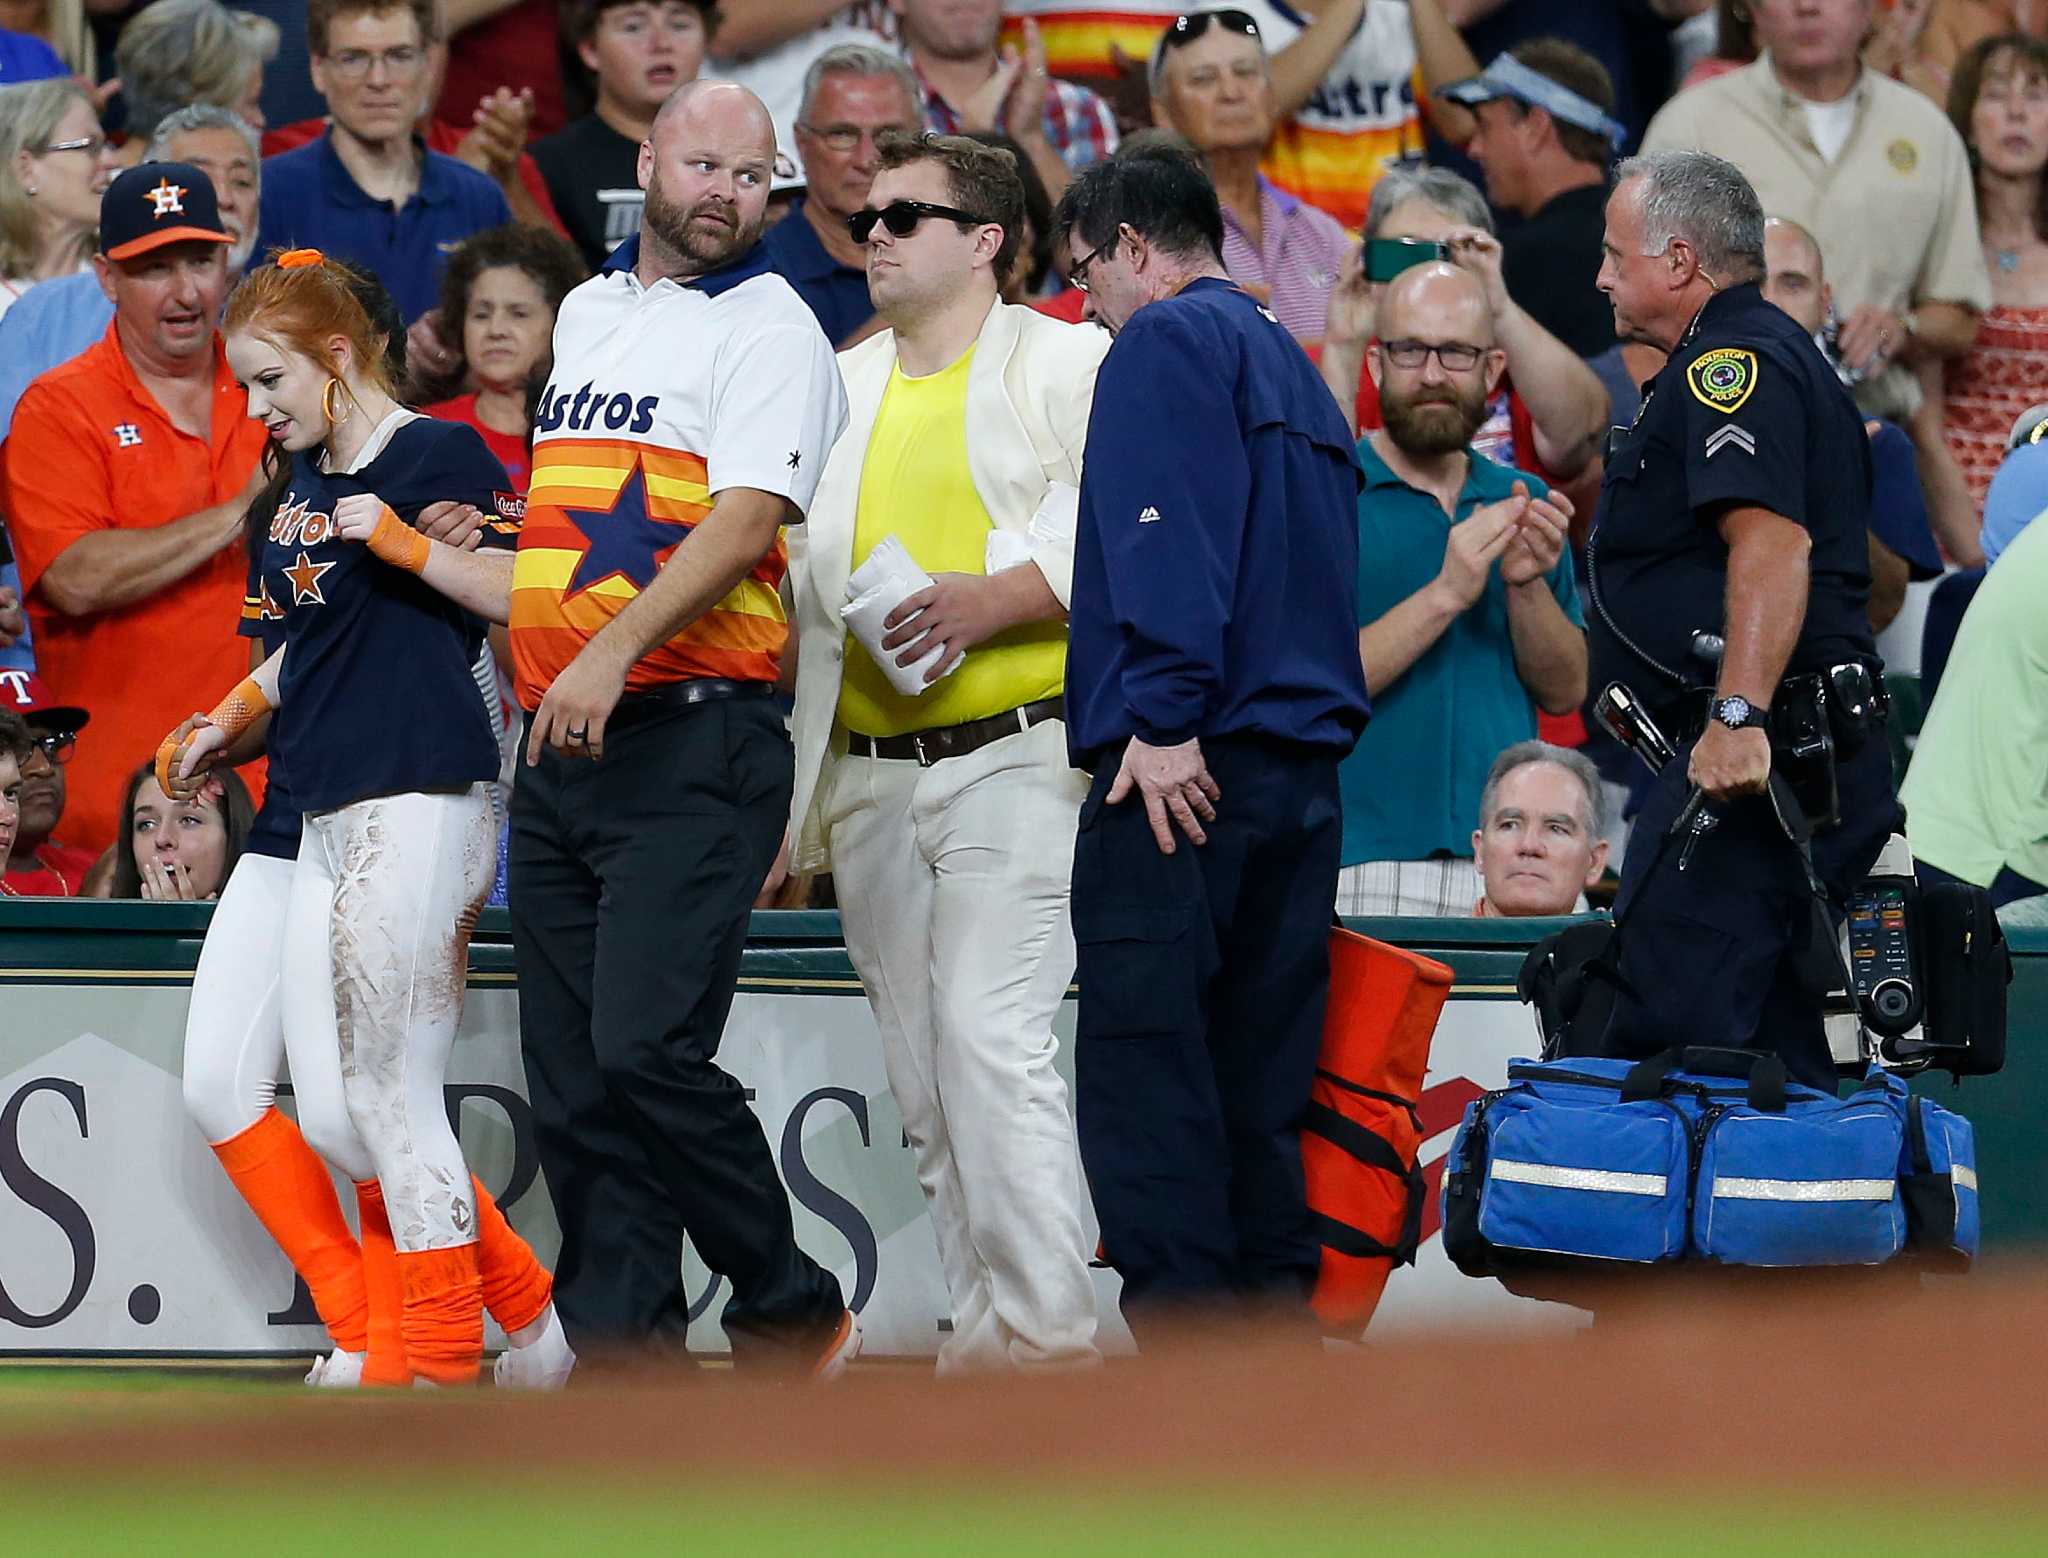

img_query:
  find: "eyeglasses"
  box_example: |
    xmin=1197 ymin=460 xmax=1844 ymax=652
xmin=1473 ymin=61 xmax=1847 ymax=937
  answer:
xmin=847 ymin=199 xmax=995 ymax=244
xmin=1380 ymin=338 xmax=1487 ymax=371
xmin=1067 ymin=233 xmax=1120 ymax=293
xmin=38 ymin=134 xmax=108 ymax=159
xmin=25 ymin=731 xmax=76 ymax=767
xmin=324 ymin=45 xmax=426 ymax=81
xmin=800 ymin=122 xmax=915 ymax=155
xmin=1161 ymin=9 xmax=1261 ymax=55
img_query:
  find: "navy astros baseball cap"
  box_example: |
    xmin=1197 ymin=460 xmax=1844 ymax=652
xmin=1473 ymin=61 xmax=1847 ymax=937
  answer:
xmin=99 ymin=161 xmax=232 ymax=263
xmin=1439 ymin=52 xmax=1629 ymax=149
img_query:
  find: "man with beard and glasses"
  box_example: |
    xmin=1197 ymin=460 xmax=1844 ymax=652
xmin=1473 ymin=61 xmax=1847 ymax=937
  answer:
xmin=505 ymin=79 xmax=859 ymax=1372
xmin=1334 ymin=261 xmax=1586 ymax=917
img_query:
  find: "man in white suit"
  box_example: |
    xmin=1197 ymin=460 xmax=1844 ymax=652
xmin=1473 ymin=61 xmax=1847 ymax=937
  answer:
xmin=783 ymin=129 xmax=1107 ymax=1370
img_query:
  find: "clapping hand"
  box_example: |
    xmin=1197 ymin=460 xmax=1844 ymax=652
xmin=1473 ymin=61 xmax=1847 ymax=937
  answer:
xmin=1501 ymin=484 xmax=1574 ymax=587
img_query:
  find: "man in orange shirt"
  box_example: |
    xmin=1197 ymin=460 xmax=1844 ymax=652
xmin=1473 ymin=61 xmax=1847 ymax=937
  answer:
xmin=3 ymin=162 xmax=268 ymax=856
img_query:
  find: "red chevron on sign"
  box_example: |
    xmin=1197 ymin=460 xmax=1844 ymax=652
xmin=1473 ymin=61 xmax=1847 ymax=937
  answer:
xmin=1415 ymin=1077 xmax=1487 ymax=1243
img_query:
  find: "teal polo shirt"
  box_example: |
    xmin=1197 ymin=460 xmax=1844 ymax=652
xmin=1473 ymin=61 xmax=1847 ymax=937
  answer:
xmin=1338 ymin=437 xmax=1583 ymax=866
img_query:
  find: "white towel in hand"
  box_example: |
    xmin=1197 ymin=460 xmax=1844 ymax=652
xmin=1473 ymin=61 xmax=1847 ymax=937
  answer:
xmin=842 ymin=535 xmax=956 ymax=696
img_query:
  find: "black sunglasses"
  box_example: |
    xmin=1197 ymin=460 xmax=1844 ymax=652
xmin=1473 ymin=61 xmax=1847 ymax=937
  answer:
xmin=847 ymin=199 xmax=996 ymax=245
xmin=1162 ymin=9 xmax=1261 ymax=53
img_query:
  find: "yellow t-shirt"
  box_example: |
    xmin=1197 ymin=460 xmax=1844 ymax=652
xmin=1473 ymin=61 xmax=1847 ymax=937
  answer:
xmin=837 ymin=346 xmax=1065 ymax=738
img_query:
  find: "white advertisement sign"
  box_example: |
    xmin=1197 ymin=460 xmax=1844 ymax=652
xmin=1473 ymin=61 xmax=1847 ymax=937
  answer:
xmin=0 ymin=976 xmax=1564 ymax=1357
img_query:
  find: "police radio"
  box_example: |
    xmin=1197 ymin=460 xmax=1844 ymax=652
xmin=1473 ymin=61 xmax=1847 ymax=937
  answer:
xmin=1846 ymin=868 xmax=1923 ymax=1037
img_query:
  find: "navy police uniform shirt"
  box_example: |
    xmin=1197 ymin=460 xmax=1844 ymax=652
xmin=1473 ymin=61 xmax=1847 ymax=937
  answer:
xmin=1587 ymin=282 xmax=1877 ymax=729
xmin=1065 ymin=277 xmax=1371 ymax=767
xmin=240 ymin=413 xmax=519 ymax=814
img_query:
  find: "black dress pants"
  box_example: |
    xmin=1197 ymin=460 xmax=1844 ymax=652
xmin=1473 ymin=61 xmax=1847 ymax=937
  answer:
xmin=1069 ymin=737 xmax=1343 ymax=1335
xmin=508 ymin=693 xmax=843 ymax=1360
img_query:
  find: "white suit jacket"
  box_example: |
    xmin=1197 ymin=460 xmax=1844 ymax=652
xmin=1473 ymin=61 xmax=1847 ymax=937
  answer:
xmin=783 ymin=298 xmax=1109 ymax=873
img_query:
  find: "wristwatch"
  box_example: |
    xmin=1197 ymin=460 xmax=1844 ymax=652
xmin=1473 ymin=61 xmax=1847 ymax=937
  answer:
xmin=1711 ymin=695 xmax=1770 ymax=732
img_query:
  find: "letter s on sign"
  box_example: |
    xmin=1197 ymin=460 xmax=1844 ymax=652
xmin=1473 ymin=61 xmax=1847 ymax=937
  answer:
xmin=0 ymin=1078 xmax=97 ymax=1329
xmin=780 ymin=1087 xmax=878 ymax=1313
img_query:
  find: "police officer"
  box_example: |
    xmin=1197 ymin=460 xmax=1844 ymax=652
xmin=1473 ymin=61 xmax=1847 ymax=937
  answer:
xmin=1052 ymin=144 xmax=1371 ymax=1332
xmin=1586 ymin=148 xmax=1901 ymax=1091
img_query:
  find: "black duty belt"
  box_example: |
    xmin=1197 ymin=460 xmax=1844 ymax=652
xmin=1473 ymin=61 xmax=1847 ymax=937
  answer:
xmin=848 ymin=698 xmax=1063 ymax=768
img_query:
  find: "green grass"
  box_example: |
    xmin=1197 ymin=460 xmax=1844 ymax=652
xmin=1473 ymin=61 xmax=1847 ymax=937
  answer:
xmin=0 ymin=1478 xmax=2042 ymax=1556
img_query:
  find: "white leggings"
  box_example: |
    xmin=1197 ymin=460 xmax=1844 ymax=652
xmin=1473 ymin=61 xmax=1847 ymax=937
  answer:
xmin=285 ymin=786 xmax=496 ymax=1254
xmin=183 ymin=852 xmax=377 ymax=1182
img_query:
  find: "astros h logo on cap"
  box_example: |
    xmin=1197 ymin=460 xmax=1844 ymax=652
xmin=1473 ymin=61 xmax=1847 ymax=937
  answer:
xmin=99 ymin=161 xmax=232 ymax=264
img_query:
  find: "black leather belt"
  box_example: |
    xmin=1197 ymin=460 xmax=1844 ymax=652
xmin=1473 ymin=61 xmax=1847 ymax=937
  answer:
xmin=609 ymin=677 xmax=774 ymax=728
xmin=848 ymin=697 xmax=1063 ymax=768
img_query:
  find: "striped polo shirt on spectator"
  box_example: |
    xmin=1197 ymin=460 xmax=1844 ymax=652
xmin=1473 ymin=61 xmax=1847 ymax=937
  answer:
xmin=1220 ymin=174 xmax=1351 ymax=348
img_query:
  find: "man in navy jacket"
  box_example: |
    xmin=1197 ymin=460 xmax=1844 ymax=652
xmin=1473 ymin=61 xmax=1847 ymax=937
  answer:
xmin=1054 ymin=143 xmax=1370 ymax=1335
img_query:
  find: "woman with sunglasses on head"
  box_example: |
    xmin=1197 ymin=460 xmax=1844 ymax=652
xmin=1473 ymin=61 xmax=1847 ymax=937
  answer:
xmin=162 ymin=247 xmax=570 ymax=1388
xmin=0 ymin=77 xmax=120 ymax=321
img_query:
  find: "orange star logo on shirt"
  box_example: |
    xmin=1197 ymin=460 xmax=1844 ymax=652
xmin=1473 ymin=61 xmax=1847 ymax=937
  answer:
xmin=282 ymin=549 xmax=335 ymax=606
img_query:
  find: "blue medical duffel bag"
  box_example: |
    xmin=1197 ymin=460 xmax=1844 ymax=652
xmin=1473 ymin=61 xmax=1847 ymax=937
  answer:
xmin=1441 ymin=1047 xmax=1978 ymax=1276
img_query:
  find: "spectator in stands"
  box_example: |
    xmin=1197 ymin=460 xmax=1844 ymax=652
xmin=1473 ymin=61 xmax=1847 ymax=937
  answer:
xmin=1982 ymin=402 xmax=2048 ymax=562
xmin=533 ymin=1 xmax=713 ymax=269
xmin=0 ymin=708 xmax=27 ymax=886
xmin=97 ymin=758 xmax=253 ymax=900
xmin=1679 ymin=0 xmax=1759 ymax=88
xmin=1470 ymin=740 xmax=1607 ymax=918
xmin=1320 ymin=166 xmax=1608 ymax=500
xmin=115 ymin=0 xmax=277 ymax=145
xmin=255 ymin=0 xmax=511 ymax=322
xmin=0 ymin=78 xmax=118 ymax=319
xmin=996 ymin=0 xmax=1176 ymax=128
xmin=0 ymin=669 xmax=95 ymax=895
xmin=0 ymin=4 xmax=87 ymax=76
xmin=1761 ymin=214 xmax=1947 ymax=632
xmin=437 ymin=0 xmax=569 ymax=143
xmin=1230 ymin=0 xmax=1482 ymax=233
xmin=0 ymin=105 xmax=262 ymax=446
xmin=896 ymin=0 xmax=1116 ymax=202
xmin=1442 ymin=40 xmax=1626 ymax=360
xmin=1641 ymin=0 xmax=1990 ymax=435
xmin=1334 ymin=262 xmax=1585 ymax=918
xmin=0 ymin=17 xmax=68 ymax=84
xmin=1934 ymin=34 xmax=2048 ymax=524
xmin=763 ymin=42 xmax=920 ymax=346
xmin=1448 ymin=0 xmax=1661 ymax=149
xmin=1148 ymin=9 xmax=1349 ymax=347
xmin=2 ymin=162 xmax=268 ymax=855
xmin=266 ymin=1 xmax=563 ymax=242
xmin=1900 ymin=498 xmax=2048 ymax=907
xmin=1866 ymin=0 xmax=2046 ymax=106
xmin=416 ymin=222 xmax=585 ymax=490
xmin=709 ymin=4 xmax=897 ymax=171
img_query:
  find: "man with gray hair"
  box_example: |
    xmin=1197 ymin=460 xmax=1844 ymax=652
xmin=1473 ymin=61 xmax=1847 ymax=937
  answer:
xmin=1471 ymin=739 xmax=1608 ymax=918
xmin=1586 ymin=146 xmax=1900 ymax=1091
xmin=761 ymin=42 xmax=922 ymax=345
xmin=1319 ymin=162 xmax=1608 ymax=505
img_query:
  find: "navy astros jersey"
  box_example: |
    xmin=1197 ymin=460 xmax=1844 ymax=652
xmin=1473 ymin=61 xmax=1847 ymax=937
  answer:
xmin=237 ymin=585 xmax=298 ymax=860
xmin=1587 ymin=281 xmax=1878 ymax=727
xmin=240 ymin=413 xmax=521 ymax=814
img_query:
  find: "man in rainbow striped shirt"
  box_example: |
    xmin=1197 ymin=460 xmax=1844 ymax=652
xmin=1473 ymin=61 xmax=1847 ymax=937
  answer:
xmin=506 ymin=79 xmax=859 ymax=1372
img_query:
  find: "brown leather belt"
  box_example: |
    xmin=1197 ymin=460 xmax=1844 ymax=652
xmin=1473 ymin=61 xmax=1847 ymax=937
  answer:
xmin=847 ymin=697 xmax=1064 ymax=768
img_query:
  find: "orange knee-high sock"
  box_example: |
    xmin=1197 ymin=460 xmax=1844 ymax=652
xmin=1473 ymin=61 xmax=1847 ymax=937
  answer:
xmin=397 ymin=1243 xmax=485 ymax=1385
xmin=210 ymin=1108 xmax=368 ymax=1354
xmin=354 ymin=1180 xmax=411 ymax=1387
xmin=472 ymin=1175 xmax=553 ymax=1335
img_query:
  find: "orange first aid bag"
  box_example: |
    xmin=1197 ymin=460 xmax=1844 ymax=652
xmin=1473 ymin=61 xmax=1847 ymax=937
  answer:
xmin=1306 ymin=926 xmax=1454 ymax=1333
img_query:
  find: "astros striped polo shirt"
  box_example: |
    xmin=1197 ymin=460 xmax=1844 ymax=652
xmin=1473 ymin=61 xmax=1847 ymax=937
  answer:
xmin=510 ymin=236 xmax=849 ymax=710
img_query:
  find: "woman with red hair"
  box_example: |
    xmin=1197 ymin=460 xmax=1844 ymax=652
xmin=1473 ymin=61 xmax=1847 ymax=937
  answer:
xmin=164 ymin=249 xmax=562 ymax=1387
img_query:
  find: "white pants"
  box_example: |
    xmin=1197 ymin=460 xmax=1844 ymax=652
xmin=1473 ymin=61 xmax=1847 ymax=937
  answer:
xmin=284 ymin=786 xmax=495 ymax=1253
xmin=826 ymin=717 xmax=1099 ymax=1371
xmin=182 ymin=852 xmax=376 ymax=1182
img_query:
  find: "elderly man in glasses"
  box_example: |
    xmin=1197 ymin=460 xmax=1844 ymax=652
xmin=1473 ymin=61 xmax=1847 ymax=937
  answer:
xmin=0 ymin=671 xmax=97 ymax=897
xmin=252 ymin=0 xmax=511 ymax=322
xmin=781 ymin=129 xmax=1108 ymax=1371
xmin=1334 ymin=260 xmax=1586 ymax=918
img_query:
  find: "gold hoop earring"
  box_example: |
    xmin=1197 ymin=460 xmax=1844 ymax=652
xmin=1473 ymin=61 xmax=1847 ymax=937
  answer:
xmin=321 ymin=377 xmax=351 ymax=425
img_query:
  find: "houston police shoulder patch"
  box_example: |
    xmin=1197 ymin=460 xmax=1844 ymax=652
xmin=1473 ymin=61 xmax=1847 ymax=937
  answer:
xmin=1686 ymin=347 xmax=1758 ymax=414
